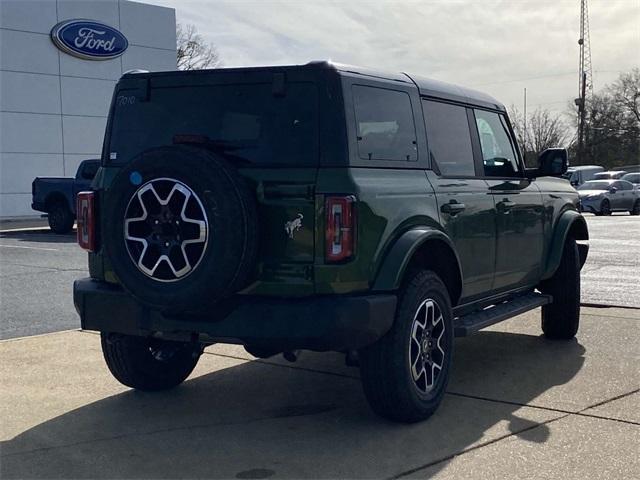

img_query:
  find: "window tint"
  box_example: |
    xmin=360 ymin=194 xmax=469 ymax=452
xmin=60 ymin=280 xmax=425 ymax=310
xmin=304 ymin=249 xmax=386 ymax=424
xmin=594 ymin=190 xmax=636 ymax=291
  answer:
xmin=109 ymin=82 xmax=318 ymax=166
xmin=422 ymin=100 xmax=475 ymax=176
xmin=615 ymin=181 xmax=632 ymax=190
xmin=352 ymin=85 xmax=417 ymax=161
xmin=474 ymin=110 xmax=520 ymax=177
xmin=81 ymin=161 xmax=98 ymax=180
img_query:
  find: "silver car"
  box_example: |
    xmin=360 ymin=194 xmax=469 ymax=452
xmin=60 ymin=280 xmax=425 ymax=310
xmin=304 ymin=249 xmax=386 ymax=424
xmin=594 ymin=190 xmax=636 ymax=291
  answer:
xmin=578 ymin=179 xmax=640 ymax=215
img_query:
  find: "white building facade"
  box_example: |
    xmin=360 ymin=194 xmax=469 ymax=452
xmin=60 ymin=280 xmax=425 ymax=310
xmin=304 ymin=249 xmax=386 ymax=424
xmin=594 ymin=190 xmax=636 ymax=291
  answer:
xmin=0 ymin=0 xmax=176 ymax=218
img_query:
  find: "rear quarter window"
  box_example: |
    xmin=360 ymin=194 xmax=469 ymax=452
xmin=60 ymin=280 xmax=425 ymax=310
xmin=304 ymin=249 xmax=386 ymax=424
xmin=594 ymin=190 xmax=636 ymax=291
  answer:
xmin=352 ymin=85 xmax=417 ymax=161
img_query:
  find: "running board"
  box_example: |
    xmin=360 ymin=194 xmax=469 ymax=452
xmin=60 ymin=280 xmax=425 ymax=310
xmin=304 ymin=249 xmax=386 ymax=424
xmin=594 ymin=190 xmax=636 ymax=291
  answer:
xmin=454 ymin=292 xmax=552 ymax=337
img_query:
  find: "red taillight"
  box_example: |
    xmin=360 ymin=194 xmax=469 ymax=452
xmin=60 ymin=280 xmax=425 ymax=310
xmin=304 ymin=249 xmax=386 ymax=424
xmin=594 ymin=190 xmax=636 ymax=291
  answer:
xmin=77 ymin=191 xmax=95 ymax=251
xmin=325 ymin=195 xmax=356 ymax=263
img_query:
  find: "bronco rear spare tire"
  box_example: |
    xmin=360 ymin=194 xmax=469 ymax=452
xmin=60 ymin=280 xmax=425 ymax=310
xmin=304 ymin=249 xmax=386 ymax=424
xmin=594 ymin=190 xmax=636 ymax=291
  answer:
xmin=103 ymin=145 xmax=258 ymax=310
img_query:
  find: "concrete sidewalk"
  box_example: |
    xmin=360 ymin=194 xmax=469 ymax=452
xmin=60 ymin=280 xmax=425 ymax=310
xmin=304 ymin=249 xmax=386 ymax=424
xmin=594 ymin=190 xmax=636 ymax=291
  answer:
xmin=1 ymin=307 xmax=638 ymax=479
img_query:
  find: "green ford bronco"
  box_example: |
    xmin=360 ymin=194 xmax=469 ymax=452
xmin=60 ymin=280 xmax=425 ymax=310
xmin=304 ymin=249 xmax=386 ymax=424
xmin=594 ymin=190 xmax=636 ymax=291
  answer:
xmin=74 ymin=61 xmax=588 ymax=423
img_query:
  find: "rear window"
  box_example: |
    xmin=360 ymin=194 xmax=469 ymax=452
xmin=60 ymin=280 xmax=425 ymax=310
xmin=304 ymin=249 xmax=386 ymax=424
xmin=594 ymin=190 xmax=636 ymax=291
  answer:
xmin=108 ymin=82 xmax=318 ymax=166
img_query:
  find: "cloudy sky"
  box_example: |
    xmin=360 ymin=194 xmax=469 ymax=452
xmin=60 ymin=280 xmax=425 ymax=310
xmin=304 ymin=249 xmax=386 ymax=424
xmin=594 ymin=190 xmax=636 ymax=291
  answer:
xmin=148 ymin=0 xmax=639 ymax=116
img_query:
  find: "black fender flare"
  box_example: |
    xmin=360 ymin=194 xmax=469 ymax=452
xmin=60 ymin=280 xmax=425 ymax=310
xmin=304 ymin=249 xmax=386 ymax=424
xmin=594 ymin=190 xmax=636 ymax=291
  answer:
xmin=372 ymin=228 xmax=463 ymax=302
xmin=541 ymin=210 xmax=589 ymax=280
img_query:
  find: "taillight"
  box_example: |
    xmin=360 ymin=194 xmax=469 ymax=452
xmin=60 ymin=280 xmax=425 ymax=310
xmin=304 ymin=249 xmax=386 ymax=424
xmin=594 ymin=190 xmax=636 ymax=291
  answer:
xmin=77 ymin=191 xmax=95 ymax=251
xmin=325 ymin=195 xmax=356 ymax=263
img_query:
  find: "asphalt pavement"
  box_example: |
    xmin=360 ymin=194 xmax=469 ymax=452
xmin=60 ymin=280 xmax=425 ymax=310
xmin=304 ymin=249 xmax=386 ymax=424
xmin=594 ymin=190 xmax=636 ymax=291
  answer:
xmin=1 ymin=214 xmax=639 ymax=340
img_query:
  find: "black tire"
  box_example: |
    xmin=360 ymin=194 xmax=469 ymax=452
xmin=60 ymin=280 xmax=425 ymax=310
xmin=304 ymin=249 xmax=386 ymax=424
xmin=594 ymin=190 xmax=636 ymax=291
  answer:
xmin=359 ymin=270 xmax=454 ymax=423
xmin=101 ymin=333 xmax=201 ymax=391
xmin=103 ymin=145 xmax=258 ymax=311
xmin=630 ymin=199 xmax=640 ymax=216
xmin=539 ymin=238 xmax=580 ymax=340
xmin=47 ymin=201 xmax=74 ymax=234
xmin=600 ymin=199 xmax=611 ymax=216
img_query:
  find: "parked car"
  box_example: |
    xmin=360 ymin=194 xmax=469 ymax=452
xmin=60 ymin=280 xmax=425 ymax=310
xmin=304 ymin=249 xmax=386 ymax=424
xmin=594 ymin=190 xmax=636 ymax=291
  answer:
xmin=593 ymin=170 xmax=627 ymax=180
xmin=578 ymin=179 xmax=640 ymax=215
xmin=74 ymin=62 xmax=589 ymax=423
xmin=621 ymin=172 xmax=640 ymax=188
xmin=562 ymin=165 xmax=604 ymax=186
xmin=31 ymin=159 xmax=99 ymax=233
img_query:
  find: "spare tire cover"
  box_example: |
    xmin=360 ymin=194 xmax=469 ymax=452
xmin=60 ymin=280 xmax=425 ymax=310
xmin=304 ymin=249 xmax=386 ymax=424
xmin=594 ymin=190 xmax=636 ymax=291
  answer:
xmin=103 ymin=145 xmax=258 ymax=310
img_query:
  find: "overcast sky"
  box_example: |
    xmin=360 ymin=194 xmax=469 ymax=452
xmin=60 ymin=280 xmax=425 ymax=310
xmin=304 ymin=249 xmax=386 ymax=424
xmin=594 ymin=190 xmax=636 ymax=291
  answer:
xmin=148 ymin=0 xmax=639 ymax=116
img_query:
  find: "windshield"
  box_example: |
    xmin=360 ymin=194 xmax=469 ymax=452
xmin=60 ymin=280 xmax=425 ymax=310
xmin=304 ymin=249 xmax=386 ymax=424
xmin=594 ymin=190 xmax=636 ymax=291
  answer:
xmin=578 ymin=181 xmax=612 ymax=191
xmin=108 ymin=82 xmax=318 ymax=166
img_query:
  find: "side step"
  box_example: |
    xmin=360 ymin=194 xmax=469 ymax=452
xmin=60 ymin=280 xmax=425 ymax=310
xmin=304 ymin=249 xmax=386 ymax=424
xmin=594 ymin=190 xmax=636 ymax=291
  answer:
xmin=454 ymin=292 xmax=552 ymax=337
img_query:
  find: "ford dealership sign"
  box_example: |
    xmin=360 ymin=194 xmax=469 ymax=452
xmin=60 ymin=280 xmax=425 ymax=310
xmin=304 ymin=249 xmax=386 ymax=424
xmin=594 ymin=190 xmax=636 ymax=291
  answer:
xmin=51 ymin=19 xmax=128 ymax=60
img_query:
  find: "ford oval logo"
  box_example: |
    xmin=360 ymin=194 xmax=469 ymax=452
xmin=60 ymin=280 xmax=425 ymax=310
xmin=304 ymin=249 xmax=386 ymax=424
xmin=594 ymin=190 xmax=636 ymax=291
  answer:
xmin=50 ymin=19 xmax=128 ymax=61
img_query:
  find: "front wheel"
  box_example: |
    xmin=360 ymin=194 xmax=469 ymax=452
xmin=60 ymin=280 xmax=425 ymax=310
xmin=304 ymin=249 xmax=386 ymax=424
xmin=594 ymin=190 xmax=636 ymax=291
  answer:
xmin=101 ymin=333 xmax=202 ymax=391
xmin=539 ymin=238 xmax=581 ymax=339
xmin=359 ymin=270 xmax=454 ymax=423
xmin=600 ymin=199 xmax=611 ymax=216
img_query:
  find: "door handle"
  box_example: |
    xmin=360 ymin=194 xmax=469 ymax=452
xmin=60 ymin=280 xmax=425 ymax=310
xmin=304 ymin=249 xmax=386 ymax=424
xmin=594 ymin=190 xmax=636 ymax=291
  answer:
xmin=497 ymin=199 xmax=516 ymax=213
xmin=441 ymin=201 xmax=466 ymax=216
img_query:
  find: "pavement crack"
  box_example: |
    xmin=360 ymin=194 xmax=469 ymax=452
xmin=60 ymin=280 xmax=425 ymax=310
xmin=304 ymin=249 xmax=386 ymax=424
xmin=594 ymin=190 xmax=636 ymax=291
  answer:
xmin=388 ymin=414 xmax=571 ymax=479
xmin=1 ymin=407 xmax=337 ymax=459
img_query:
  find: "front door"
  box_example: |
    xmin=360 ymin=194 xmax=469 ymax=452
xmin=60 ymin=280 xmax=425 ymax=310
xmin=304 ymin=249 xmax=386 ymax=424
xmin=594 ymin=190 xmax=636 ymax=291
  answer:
xmin=472 ymin=108 xmax=545 ymax=292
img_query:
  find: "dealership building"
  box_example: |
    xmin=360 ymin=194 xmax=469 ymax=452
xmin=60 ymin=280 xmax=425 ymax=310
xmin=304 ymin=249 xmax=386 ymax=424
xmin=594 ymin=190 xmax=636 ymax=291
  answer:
xmin=0 ymin=0 xmax=177 ymax=218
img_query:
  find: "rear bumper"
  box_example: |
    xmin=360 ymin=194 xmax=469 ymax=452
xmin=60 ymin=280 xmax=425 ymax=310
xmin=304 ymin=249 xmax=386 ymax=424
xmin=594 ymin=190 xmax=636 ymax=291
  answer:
xmin=73 ymin=278 xmax=396 ymax=351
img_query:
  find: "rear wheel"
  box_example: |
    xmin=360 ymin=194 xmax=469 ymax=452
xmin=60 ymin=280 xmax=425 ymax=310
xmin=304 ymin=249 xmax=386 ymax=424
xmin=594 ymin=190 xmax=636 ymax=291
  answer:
xmin=48 ymin=201 xmax=74 ymax=234
xmin=539 ymin=238 xmax=580 ymax=340
xmin=630 ymin=199 xmax=640 ymax=216
xmin=101 ymin=333 xmax=202 ymax=391
xmin=359 ymin=270 xmax=454 ymax=423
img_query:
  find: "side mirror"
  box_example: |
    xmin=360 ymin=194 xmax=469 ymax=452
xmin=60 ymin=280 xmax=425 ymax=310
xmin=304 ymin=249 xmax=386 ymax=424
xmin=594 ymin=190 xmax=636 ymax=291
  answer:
xmin=609 ymin=187 xmax=618 ymax=194
xmin=537 ymin=148 xmax=568 ymax=177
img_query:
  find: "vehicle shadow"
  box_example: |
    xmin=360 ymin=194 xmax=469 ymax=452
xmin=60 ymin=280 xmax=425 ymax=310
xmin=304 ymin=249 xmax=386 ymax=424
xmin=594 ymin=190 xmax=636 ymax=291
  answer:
xmin=0 ymin=230 xmax=77 ymax=244
xmin=1 ymin=331 xmax=585 ymax=479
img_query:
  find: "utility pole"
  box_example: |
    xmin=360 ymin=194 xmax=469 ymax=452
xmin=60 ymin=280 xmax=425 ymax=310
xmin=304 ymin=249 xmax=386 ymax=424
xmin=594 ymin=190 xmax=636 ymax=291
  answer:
xmin=523 ymin=87 xmax=527 ymax=152
xmin=575 ymin=0 xmax=593 ymax=165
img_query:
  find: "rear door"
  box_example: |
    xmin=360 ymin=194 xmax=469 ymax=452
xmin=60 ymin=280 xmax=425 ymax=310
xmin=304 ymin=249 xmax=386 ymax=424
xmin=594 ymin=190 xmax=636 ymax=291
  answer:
xmin=422 ymin=99 xmax=496 ymax=302
xmin=472 ymin=108 xmax=545 ymax=291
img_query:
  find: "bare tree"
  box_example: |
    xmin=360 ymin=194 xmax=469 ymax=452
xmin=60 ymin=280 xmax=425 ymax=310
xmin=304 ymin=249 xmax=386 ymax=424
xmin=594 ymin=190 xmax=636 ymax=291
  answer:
xmin=176 ymin=23 xmax=222 ymax=70
xmin=567 ymin=69 xmax=640 ymax=168
xmin=509 ymin=106 xmax=569 ymax=166
xmin=611 ymin=68 xmax=640 ymax=123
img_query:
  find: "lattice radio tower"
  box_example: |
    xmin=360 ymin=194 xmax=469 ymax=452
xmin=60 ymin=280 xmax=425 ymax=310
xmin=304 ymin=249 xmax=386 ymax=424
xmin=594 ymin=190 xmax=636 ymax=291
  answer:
xmin=576 ymin=0 xmax=593 ymax=163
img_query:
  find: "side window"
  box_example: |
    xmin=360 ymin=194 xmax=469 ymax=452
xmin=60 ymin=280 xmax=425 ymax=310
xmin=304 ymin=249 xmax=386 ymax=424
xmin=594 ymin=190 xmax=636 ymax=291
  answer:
xmin=352 ymin=85 xmax=417 ymax=161
xmin=81 ymin=161 xmax=98 ymax=180
xmin=422 ymin=100 xmax=475 ymax=176
xmin=474 ymin=110 xmax=520 ymax=177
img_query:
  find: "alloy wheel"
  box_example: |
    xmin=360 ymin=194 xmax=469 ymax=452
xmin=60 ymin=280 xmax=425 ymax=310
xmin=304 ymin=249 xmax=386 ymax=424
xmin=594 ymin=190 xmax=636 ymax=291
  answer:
xmin=409 ymin=298 xmax=446 ymax=394
xmin=124 ymin=178 xmax=208 ymax=282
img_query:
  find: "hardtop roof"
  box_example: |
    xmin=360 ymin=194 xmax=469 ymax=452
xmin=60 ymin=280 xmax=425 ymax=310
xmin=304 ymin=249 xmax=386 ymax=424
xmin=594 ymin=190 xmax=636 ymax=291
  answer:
xmin=121 ymin=60 xmax=505 ymax=110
